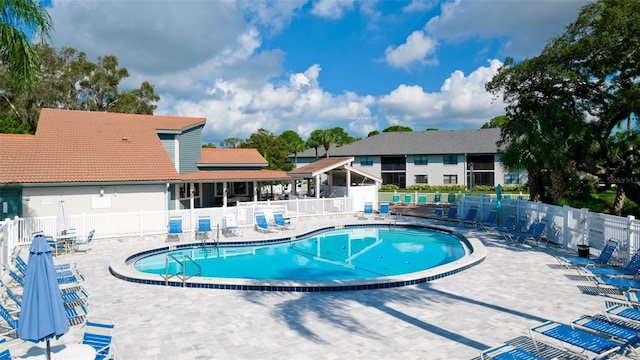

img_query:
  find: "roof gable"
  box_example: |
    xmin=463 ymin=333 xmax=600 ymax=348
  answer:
xmin=0 ymin=109 xmax=205 ymax=184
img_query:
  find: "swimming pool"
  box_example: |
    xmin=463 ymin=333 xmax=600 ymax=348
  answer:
xmin=134 ymin=226 xmax=467 ymax=281
xmin=111 ymin=223 xmax=486 ymax=291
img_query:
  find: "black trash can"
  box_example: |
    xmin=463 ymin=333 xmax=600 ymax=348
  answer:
xmin=577 ymin=244 xmax=590 ymax=258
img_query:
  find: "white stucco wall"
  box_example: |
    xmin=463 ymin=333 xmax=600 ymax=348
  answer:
xmin=22 ymin=184 xmax=167 ymax=218
xmin=350 ymin=185 xmax=378 ymax=212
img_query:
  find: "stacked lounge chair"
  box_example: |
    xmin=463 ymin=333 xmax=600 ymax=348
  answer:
xmin=556 ymin=238 xmax=619 ymax=269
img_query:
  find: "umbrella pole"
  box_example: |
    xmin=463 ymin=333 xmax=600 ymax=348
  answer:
xmin=47 ymin=340 xmax=51 ymax=360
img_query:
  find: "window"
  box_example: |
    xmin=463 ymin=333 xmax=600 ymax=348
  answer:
xmin=504 ymin=174 xmax=520 ymax=184
xmin=443 ymin=155 xmax=458 ymax=165
xmin=443 ymin=175 xmax=458 ymax=184
xmin=360 ymin=157 xmax=374 ymax=166
xmin=415 ymin=175 xmax=428 ymax=184
xmin=381 ymin=156 xmax=406 ymax=171
xmin=414 ymin=155 xmax=428 ymax=165
xmin=233 ymin=182 xmax=248 ymax=196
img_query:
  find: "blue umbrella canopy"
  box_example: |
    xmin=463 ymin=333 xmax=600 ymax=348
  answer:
xmin=18 ymin=236 xmax=69 ymax=348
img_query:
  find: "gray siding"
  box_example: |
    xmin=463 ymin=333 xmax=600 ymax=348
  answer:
xmin=159 ymin=134 xmax=176 ymax=168
xmin=179 ymin=127 xmax=202 ymax=174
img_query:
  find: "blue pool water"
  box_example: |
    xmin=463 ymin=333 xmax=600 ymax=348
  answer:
xmin=134 ymin=226 xmax=467 ymax=281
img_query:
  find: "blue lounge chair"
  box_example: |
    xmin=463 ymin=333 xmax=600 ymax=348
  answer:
xmin=255 ymin=212 xmax=275 ymax=233
xmin=496 ymin=217 xmax=531 ymax=241
xmin=479 ymin=209 xmax=498 ymax=228
xmin=447 ymin=193 xmax=456 ymax=203
xmin=571 ymin=315 xmax=640 ymax=349
xmin=379 ymin=202 xmax=390 ymax=218
xmin=41 ymin=231 xmax=66 ymax=256
xmin=580 ymin=251 xmax=640 ymax=278
xmin=417 ymin=194 xmax=427 ymax=205
xmin=273 ymin=212 xmax=294 ymax=230
xmin=64 ymin=303 xmax=88 ymax=326
xmin=516 ymin=222 xmax=547 ymax=245
xmin=358 ymin=202 xmax=373 ymax=219
xmin=605 ymin=304 xmax=640 ymax=325
xmin=82 ymin=317 xmax=115 ymax=360
xmin=486 ymin=214 xmax=516 ymax=233
xmin=593 ymin=276 xmax=640 ymax=290
xmin=0 ymin=338 xmax=12 ymax=360
xmin=480 ymin=343 xmax=544 ymax=360
xmin=433 ymin=206 xmax=457 ymax=222
xmin=73 ymin=229 xmax=95 ymax=252
xmin=167 ymin=216 xmax=183 ymax=242
xmin=427 ymin=206 xmax=443 ymax=219
xmin=530 ymin=320 xmax=623 ymax=359
xmin=196 ymin=216 xmax=211 ymax=241
xmin=556 ymin=238 xmax=619 ymax=268
xmin=403 ymin=194 xmax=412 ymax=205
xmin=459 ymin=207 xmax=478 ymax=225
xmin=0 ymin=304 xmax=18 ymax=337
xmin=391 ymin=194 xmax=400 ymax=204
xmin=433 ymin=193 xmax=441 ymax=204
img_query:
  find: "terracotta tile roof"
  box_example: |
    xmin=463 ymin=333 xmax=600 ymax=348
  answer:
xmin=198 ymin=148 xmax=268 ymax=166
xmin=0 ymin=109 xmax=205 ymax=184
xmin=181 ymin=170 xmax=289 ymax=181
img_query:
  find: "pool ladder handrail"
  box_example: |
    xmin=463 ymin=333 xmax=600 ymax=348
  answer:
xmin=162 ymin=253 xmax=202 ymax=287
xmin=199 ymin=224 xmax=220 ymax=249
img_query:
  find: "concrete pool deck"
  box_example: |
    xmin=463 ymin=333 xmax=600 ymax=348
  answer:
xmin=6 ymin=212 xmax=625 ymax=359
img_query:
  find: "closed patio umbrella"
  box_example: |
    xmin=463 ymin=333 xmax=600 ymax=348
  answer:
xmin=496 ymin=184 xmax=502 ymax=226
xmin=56 ymin=200 xmax=68 ymax=235
xmin=18 ymin=235 xmax=70 ymax=360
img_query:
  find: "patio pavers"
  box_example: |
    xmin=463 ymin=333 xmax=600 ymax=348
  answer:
xmin=6 ymin=214 xmax=614 ymax=359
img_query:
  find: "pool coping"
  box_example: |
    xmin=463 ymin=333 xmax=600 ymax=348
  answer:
xmin=109 ymin=222 xmax=487 ymax=292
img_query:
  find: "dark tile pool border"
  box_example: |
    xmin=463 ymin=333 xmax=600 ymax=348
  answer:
xmin=109 ymin=222 xmax=486 ymax=292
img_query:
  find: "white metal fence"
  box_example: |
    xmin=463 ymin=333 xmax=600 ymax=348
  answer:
xmin=459 ymin=194 xmax=640 ymax=265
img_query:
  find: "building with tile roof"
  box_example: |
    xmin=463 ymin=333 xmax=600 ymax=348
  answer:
xmin=294 ymin=129 xmax=526 ymax=189
xmin=0 ymin=109 xmax=289 ymax=219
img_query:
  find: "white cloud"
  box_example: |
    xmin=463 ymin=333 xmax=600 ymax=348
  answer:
xmin=164 ymin=65 xmax=377 ymax=144
xmin=402 ymin=0 xmax=438 ymax=13
xmin=238 ymin=0 xmax=307 ymax=35
xmin=424 ymin=0 xmax=592 ymax=59
xmin=310 ymin=0 xmax=356 ymax=19
xmin=385 ymin=31 xmax=438 ymax=69
xmin=378 ymin=59 xmax=505 ymax=129
xmin=48 ymin=0 xmax=246 ymax=75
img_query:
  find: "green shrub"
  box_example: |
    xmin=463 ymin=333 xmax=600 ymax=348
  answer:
xmin=381 ymin=184 xmax=399 ymax=191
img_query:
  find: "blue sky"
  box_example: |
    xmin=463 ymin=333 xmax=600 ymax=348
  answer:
xmin=43 ymin=0 xmax=592 ymax=145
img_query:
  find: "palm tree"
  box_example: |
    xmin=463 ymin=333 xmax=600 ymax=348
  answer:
xmin=321 ymin=129 xmax=337 ymax=158
xmin=1 ymin=0 xmax=53 ymax=90
xmin=306 ymin=130 xmax=324 ymax=159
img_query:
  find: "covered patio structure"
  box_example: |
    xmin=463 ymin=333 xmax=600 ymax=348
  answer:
xmin=180 ymin=170 xmax=290 ymax=209
xmin=287 ymin=157 xmax=382 ymax=211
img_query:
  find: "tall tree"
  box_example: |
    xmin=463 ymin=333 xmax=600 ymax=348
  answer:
xmin=487 ymin=0 xmax=640 ymax=207
xmin=0 ymin=0 xmax=52 ymax=90
xmin=279 ymin=130 xmax=306 ymax=166
xmin=481 ymin=115 xmax=508 ymax=129
xmin=306 ymin=129 xmax=324 ymax=159
xmin=383 ymin=125 xmax=412 ymax=132
xmin=219 ymin=137 xmax=243 ymax=148
xmin=328 ymin=127 xmax=358 ymax=145
xmin=0 ymin=45 xmax=159 ymax=132
xmin=320 ymin=129 xmax=337 ymax=158
xmin=241 ymin=128 xmax=293 ymax=171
